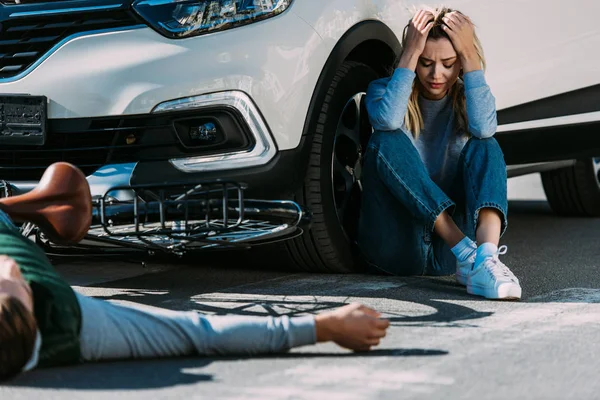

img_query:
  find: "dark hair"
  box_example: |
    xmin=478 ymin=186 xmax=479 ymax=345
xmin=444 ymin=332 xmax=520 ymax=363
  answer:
xmin=0 ymin=294 xmax=37 ymax=380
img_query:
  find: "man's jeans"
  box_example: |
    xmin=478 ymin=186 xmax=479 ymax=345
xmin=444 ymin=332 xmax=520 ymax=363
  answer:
xmin=357 ymin=130 xmax=508 ymax=276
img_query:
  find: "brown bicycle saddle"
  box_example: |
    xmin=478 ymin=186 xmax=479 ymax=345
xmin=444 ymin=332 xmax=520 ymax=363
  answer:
xmin=0 ymin=162 xmax=92 ymax=244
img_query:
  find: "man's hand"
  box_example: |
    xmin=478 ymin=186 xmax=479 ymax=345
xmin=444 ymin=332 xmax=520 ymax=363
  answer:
xmin=397 ymin=9 xmax=435 ymax=71
xmin=441 ymin=12 xmax=481 ymax=72
xmin=315 ymin=303 xmax=390 ymax=352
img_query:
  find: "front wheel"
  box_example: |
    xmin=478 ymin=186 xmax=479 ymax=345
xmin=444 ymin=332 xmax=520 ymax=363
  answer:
xmin=278 ymin=61 xmax=381 ymax=272
xmin=541 ymin=157 xmax=600 ymax=217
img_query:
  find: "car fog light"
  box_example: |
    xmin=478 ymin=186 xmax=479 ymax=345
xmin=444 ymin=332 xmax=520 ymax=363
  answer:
xmin=190 ymin=122 xmax=217 ymax=142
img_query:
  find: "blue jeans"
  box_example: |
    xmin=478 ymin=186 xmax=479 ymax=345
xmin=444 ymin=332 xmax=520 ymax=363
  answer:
xmin=357 ymin=130 xmax=508 ymax=276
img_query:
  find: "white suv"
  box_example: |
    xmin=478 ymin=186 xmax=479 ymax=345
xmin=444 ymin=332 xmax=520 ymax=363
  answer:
xmin=1 ymin=0 xmax=599 ymax=272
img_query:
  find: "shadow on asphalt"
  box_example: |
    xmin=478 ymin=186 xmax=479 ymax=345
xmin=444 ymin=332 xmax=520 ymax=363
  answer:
xmin=265 ymin=349 xmax=449 ymax=357
xmin=7 ymin=349 xmax=449 ymax=390
xmin=67 ymin=204 xmax=568 ymax=334
xmin=87 ymin=269 xmax=494 ymax=328
xmin=7 ymin=358 xmax=213 ymax=390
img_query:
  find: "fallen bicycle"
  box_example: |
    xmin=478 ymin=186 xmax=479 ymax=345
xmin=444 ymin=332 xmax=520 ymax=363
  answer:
xmin=2 ymin=178 xmax=310 ymax=258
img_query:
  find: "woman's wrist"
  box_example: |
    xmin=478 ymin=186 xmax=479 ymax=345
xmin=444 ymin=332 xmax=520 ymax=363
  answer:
xmin=460 ymin=49 xmax=481 ymax=73
xmin=397 ymin=49 xmax=420 ymax=71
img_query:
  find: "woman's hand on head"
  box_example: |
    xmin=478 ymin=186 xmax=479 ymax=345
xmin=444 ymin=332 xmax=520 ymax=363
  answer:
xmin=398 ymin=9 xmax=435 ymax=70
xmin=441 ymin=12 xmax=481 ymax=71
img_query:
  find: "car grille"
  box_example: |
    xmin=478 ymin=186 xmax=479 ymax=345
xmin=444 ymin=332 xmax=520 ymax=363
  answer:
xmin=1 ymin=0 xmax=73 ymax=4
xmin=0 ymin=8 xmax=140 ymax=79
xmin=0 ymin=110 xmax=253 ymax=181
xmin=0 ymin=115 xmax=174 ymax=180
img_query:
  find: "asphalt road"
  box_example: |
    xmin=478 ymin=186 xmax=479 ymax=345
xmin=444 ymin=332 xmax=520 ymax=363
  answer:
xmin=3 ymin=174 xmax=600 ymax=400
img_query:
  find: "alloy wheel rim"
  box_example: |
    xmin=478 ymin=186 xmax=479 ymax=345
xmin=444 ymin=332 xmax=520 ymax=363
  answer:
xmin=330 ymin=93 xmax=372 ymax=241
xmin=593 ymin=157 xmax=600 ymax=188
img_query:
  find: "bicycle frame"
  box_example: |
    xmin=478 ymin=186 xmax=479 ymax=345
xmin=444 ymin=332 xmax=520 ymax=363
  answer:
xmin=7 ymin=179 xmax=310 ymax=257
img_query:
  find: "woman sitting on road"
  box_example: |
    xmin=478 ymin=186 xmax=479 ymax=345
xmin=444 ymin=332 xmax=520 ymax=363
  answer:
xmin=358 ymin=7 xmax=521 ymax=299
xmin=0 ymin=162 xmax=389 ymax=381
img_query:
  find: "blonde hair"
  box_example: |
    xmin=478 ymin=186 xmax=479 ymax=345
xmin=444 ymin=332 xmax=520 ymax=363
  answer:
xmin=400 ymin=6 xmax=486 ymax=138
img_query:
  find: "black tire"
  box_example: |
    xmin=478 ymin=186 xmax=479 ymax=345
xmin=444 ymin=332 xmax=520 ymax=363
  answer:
xmin=282 ymin=61 xmax=380 ymax=272
xmin=541 ymin=157 xmax=600 ymax=217
xmin=263 ymin=61 xmax=378 ymax=273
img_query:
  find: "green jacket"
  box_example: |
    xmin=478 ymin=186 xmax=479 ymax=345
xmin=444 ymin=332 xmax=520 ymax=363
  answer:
xmin=0 ymin=223 xmax=81 ymax=368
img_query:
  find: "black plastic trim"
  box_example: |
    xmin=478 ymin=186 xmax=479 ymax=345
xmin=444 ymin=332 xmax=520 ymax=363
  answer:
xmin=497 ymin=120 xmax=600 ymax=165
xmin=497 ymin=84 xmax=600 ymax=125
xmin=302 ymin=20 xmax=401 ymax=139
xmin=131 ymin=135 xmax=309 ymax=200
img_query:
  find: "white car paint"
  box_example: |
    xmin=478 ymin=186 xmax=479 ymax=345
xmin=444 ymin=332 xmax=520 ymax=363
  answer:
xmin=0 ymin=0 xmax=597 ymax=161
xmin=0 ymin=9 xmax=326 ymax=151
xmin=293 ymin=0 xmax=600 ymax=111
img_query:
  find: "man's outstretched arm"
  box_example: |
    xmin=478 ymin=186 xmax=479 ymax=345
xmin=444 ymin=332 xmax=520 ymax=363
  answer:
xmin=76 ymin=294 xmax=390 ymax=362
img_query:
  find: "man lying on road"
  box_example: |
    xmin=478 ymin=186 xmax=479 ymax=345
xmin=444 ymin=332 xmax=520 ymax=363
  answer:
xmin=0 ymin=162 xmax=389 ymax=380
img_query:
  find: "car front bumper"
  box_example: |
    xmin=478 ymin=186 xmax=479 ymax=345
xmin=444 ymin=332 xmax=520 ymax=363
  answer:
xmin=0 ymin=7 xmax=326 ymax=153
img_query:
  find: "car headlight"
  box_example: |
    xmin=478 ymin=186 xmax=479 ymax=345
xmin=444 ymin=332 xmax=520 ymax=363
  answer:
xmin=132 ymin=0 xmax=294 ymax=39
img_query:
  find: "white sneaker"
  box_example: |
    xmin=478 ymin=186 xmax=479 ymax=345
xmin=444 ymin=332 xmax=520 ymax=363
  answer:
xmin=467 ymin=246 xmax=521 ymax=300
xmin=456 ymin=251 xmax=476 ymax=286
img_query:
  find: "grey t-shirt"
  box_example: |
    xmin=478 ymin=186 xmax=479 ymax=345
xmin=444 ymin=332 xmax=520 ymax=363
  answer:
xmin=411 ymin=94 xmax=469 ymax=193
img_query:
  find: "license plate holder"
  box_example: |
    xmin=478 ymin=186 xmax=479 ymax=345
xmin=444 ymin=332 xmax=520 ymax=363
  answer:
xmin=0 ymin=94 xmax=47 ymax=146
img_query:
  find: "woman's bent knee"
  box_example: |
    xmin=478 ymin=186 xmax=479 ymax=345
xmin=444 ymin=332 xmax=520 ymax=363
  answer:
xmin=464 ymin=136 xmax=503 ymax=156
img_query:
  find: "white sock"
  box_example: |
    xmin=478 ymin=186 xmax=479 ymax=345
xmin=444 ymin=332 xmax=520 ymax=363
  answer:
xmin=451 ymin=237 xmax=477 ymax=262
xmin=475 ymin=242 xmax=498 ymax=268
